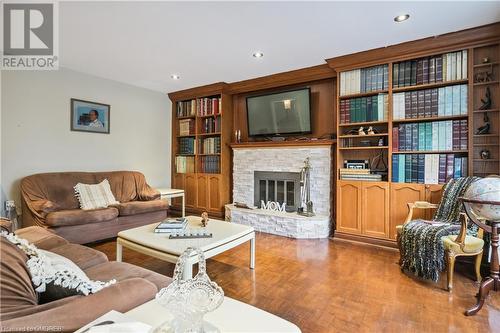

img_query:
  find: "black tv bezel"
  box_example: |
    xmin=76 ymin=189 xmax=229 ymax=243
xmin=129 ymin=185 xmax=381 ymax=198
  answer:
xmin=245 ymin=87 xmax=312 ymax=137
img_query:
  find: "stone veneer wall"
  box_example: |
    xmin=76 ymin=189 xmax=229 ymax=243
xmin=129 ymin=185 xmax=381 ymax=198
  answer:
xmin=232 ymin=146 xmax=332 ymax=216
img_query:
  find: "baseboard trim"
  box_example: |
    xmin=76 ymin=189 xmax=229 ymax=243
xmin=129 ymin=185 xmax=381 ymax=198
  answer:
xmin=333 ymin=232 xmax=398 ymax=250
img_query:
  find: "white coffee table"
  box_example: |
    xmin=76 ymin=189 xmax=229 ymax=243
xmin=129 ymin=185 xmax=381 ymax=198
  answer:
xmin=126 ymin=297 xmax=301 ymax=333
xmin=116 ymin=216 xmax=255 ymax=279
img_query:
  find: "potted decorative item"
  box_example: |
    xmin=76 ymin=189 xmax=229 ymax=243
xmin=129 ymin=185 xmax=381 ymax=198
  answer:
xmin=153 ymin=247 xmax=224 ymax=333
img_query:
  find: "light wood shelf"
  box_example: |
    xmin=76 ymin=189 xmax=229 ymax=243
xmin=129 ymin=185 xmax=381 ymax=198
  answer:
xmin=338 ymin=133 xmax=388 ymax=138
xmin=392 ymin=115 xmax=468 ymax=123
xmin=392 ymin=79 xmax=468 ymax=93
xmin=339 ymin=120 xmax=388 ymax=127
xmin=339 ymin=146 xmax=388 ymax=150
xmin=339 ymin=90 xmax=388 ymax=100
xmin=473 ymin=62 xmax=499 ymax=68
xmin=392 ymin=150 xmax=468 ymax=154
xmin=473 ymin=81 xmax=499 ymax=86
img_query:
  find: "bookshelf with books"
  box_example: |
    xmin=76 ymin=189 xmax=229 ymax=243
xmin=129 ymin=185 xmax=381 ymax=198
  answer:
xmin=169 ymin=84 xmax=233 ymax=218
xmin=330 ymin=41 xmax=499 ymax=245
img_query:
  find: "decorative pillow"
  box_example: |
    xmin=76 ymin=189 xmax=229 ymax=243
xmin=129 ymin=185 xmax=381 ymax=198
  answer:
xmin=74 ymin=179 xmax=119 ymax=210
xmin=1 ymin=231 xmax=116 ymax=303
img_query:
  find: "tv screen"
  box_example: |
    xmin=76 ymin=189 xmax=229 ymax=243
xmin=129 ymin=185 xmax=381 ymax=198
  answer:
xmin=246 ymin=88 xmax=311 ymax=137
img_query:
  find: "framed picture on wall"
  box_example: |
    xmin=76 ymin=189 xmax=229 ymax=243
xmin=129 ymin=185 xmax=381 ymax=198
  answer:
xmin=70 ymin=98 xmax=110 ymax=134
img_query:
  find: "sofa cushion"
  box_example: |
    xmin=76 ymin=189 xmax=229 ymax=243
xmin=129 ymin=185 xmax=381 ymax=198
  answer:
xmin=74 ymin=179 xmax=119 ymax=210
xmin=49 ymin=244 xmax=108 ymax=270
xmin=113 ymin=200 xmax=168 ymax=216
xmin=46 ymin=208 xmax=119 ymax=227
xmin=0 ymin=238 xmax=38 ymax=316
xmin=85 ymin=261 xmax=171 ymax=291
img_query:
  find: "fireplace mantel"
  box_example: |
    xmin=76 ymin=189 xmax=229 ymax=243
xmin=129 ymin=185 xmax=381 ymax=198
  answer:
xmin=230 ymin=139 xmax=336 ymax=149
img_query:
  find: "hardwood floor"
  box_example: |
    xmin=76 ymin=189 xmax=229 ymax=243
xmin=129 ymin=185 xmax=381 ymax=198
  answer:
xmin=92 ymin=233 xmax=500 ymax=333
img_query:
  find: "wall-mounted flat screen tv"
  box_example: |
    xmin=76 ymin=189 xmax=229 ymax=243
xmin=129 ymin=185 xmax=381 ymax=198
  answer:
xmin=246 ymin=88 xmax=311 ymax=137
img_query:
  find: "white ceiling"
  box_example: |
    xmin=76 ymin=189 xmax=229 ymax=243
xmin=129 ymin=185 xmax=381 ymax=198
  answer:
xmin=60 ymin=1 xmax=500 ymax=93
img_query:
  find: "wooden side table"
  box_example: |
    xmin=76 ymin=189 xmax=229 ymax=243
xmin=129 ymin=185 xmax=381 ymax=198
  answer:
xmin=157 ymin=188 xmax=185 ymax=217
xmin=461 ymin=197 xmax=500 ymax=316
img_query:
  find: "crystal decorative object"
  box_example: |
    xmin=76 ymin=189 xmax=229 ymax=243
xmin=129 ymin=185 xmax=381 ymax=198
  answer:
xmin=153 ymin=247 xmax=224 ymax=333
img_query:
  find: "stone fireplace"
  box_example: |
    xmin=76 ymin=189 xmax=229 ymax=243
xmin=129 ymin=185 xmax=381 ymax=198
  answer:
xmin=226 ymin=143 xmax=332 ymax=238
xmin=254 ymin=171 xmax=301 ymax=212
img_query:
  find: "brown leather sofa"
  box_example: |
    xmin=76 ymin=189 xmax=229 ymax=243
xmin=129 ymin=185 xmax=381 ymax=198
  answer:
xmin=21 ymin=171 xmax=168 ymax=244
xmin=0 ymin=226 xmax=171 ymax=333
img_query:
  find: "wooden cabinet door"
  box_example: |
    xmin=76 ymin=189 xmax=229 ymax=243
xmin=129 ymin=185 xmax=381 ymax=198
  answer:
xmin=172 ymin=173 xmax=184 ymax=206
xmin=389 ymin=183 xmax=425 ymax=240
xmin=208 ymin=175 xmax=221 ymax=213
xmin=424 ymin=184 xmax=444 ymax=220
xmin=197 ymin=175 xmax=208 ymax=210
xmin=184 ymin=174 xmax=197 ymax=207
xmin=361 ymin=182 xmax=389 ymax=238
xmin=337 ymin=181 xmax=362 ymax=234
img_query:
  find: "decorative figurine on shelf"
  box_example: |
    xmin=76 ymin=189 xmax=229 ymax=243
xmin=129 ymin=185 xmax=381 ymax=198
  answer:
xmin=482 ymin=57 xmax=490 ymax=64
xmin=479 ymin=87 xmax=492 ymax=110
xmin=480 ymin=149 xmax=491 ymax=160
xmin=358 ymin=127 xmax=366 ymax=135
xmin=378 ymin=137 xmax=385 ymax=146
xmin=201 ymin=212 xmax=209 ymax=227
xmin=474 ymin=70 xmax=494 ymax=83
xmin=367 ymin=126 xmax=376 ymax=135
xmin=476 ymin=112 xmax=491 ymax=135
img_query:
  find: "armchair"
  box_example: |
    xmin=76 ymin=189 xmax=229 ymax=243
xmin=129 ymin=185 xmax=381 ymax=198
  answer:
xmin=396 ymin=177 xmax=483 ymax=290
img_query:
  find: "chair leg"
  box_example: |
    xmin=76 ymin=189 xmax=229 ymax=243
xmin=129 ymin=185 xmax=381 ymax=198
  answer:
xmin=446 ymin=251 xmax=456 ymax=291
xmin=475 ymin=251 xmax=483 ymax=283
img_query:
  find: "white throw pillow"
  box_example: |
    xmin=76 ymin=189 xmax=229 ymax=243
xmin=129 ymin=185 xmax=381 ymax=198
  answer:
xmin=74 ymin=179 xmax=119 ymax=210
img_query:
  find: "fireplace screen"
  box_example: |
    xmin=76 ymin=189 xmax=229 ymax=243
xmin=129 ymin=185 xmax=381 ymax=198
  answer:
xmin=254 ymin=171 xmax=301 ymax=212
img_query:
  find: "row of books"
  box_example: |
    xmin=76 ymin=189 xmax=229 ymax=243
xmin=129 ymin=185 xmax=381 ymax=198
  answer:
xmin=175 ymin=156 xmax=195 ymax=173
xmin=392 ymin=154 xmax=468 ymax=184
xmin=179 ymin=137 xmax=196 ymax=155
xmin=179 ymin=119 xmax=195 ymax=136
xmin=201 ymin=117 xmax=221 ymax=134
xmin=392 ymin=50 xmax=467 ymax=88
xmin=340 ymin=64 xmax=389 ymax=96
xmin=339 ymin=168 xmax=382 ymax=181
xmin=392 ymin=84 xmax=467 ymax=120
xmin=339 ymin=94 xmax=389 ymax=124
xmin=200 ymin=137 xmax=221 ymax=154
xmin=392 ymin=120 xmax=468 ymax=152
xmin=176 ymin=97 xmax=222 ymax=117
xmin=200 ymin=156 xmax=220 ymax=174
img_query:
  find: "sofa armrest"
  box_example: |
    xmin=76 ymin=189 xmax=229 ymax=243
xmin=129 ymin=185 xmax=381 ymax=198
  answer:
xmin=15 ymin=226 xmax=68 ymax=250
xmin=0 ymin=278 xmax=157 ymax=333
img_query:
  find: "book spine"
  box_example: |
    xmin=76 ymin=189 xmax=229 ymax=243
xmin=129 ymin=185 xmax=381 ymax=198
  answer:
xmin=422 ymin=58 xmax=429 ymax=84
xmin=393 ymin=126 xmax=399 ymax=152
xmin=446 ymin=154 xmax=454 ymax=182
xmin=435 ymin=56 xmax=443 ymax=82
xmin=424 ymin=89 xmax=432 ymax=118
xmin=392 ymin=155 xmax=399 ymax=182
xmin=431 ymin=88 xmax=438 ymax=117
xmin=452 ymin=120 xmax=460 ymax=150
xmin=412 ymin=123 xmax=418 ymax=151
xmin=405 ymin=154 xmax=412 ymax=183
xmin=418 ymin=123 xmax=426 ymax=151
xmin=393 ymin=63 xmax=399 ymax=88
xmin=438 ymin=154 xmax=447 ymax=184
xmin=417 ymin=90 xmax=425 ymax=118
xmin=418 ymin=154 xmax=425 ymax=184
xmin=416 ymin=59 xmax=423 ymax=85
xmin=425 ymin=122 xmax=432 ymax=151
xmin=429 ymin=57 xmax=436 ymax=83
xmin=399 ymin=124 xmax=405 ymax=151
xmin=460 ymin=84 xmax=468 ymax=115
xmin=404 ymin=61 xmax=412 ymax=87
xmin=410 ymin=61 xmax=417 ymax=86
xmin=460 ymin=119 xmax=468 ymax=150
xmin=438 ymin=88 xmax=445 ymax=117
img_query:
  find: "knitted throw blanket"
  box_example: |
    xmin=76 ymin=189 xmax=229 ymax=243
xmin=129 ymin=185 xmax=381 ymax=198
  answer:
xmin=400 ymin=177 xmax=479 ymax=282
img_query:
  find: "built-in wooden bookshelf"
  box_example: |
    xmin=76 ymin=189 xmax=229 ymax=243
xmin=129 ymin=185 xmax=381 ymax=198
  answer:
xmin=168 ymin=84 xmax=233 ymax=218
xmin=329 ymin=32 xmax=500 ymax=245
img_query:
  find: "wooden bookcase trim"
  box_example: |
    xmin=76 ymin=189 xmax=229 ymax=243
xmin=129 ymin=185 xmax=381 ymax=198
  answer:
xmin=326 ymin=22 xmax=500 ymax=72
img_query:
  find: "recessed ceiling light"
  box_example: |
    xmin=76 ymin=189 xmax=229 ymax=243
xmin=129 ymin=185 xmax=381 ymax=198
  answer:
xmin=171 ymin=74 xmax=180 ymax=80
xmin=253 ymin=52 xmax=264 ymax=58
xmin=394 ymin=14 xmax=410 ymax=22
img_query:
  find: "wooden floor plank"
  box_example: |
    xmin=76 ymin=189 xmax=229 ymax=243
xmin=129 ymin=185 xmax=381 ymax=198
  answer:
xmin=91 ymin=232 xmax=500 ymax=333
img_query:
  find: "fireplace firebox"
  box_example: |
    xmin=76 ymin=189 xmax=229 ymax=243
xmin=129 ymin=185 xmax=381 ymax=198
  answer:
xmin=253 ymin=171 xmax=301 ymax=212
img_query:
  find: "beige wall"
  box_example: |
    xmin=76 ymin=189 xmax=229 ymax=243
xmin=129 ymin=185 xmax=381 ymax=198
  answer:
xmin=1 ymin=68 xmax=171 ymax=216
